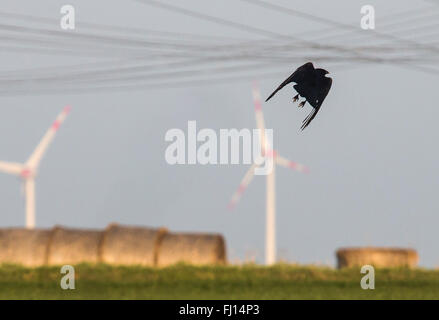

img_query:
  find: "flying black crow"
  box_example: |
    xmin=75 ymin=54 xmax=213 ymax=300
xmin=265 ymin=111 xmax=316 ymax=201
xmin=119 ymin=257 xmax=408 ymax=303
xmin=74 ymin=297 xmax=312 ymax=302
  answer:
xmin=265 ymin=62 xmax=332 ymax=130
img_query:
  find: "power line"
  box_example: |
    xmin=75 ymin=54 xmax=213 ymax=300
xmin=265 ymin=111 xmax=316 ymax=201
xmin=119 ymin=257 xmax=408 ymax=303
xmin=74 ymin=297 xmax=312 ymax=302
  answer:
xmin=238 ymin=0 xmax=439 ymax=74
xmin=0 ymin=11 xmax=247 ymax=43
xmin=0 ymin=61 xmax=367 ymax=96
xmin=131 ymin=0 xmax=383 ymax=62
xmin=1 ymin=6 xmax=436 ymax=78
xmin=239 ymin=0 xmax=439 ymax=52
xmin=1 ymin=2 xmax=437 ymax=96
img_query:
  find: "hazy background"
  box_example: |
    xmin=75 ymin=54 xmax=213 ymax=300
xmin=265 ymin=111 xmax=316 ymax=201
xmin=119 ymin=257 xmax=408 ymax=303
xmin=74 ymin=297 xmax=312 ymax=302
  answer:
xmin=0 ymin=0 xmax=438 ymax=267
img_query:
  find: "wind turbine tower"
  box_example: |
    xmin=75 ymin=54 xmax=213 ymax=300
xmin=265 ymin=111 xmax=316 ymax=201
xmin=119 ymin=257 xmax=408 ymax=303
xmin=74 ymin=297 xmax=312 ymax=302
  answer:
xmin=228 ymin=86 xmax=308 ymax=265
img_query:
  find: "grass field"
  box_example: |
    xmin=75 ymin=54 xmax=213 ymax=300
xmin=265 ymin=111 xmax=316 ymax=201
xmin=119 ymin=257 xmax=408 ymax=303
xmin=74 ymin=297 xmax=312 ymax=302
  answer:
xmin=0 ymin=263 xmax=438 ymax=299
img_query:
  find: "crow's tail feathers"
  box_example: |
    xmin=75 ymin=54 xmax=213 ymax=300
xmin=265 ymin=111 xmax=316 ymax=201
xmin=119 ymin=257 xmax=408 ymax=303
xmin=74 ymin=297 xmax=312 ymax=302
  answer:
xmin=301 ymin=107 xmax=320 ymax=130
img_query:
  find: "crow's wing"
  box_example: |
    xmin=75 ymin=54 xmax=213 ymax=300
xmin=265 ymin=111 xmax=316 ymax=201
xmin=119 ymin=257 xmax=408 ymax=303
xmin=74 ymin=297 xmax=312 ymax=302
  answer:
xmin=265 ymin=62 xmax=314 ymax=102
xmin=302 ymin=74 xmax=332 ymax=108
xmin=301 ymin=77 xmax=332 ymax=130
xmin=315 ymin=76 xmax=332 ymax=107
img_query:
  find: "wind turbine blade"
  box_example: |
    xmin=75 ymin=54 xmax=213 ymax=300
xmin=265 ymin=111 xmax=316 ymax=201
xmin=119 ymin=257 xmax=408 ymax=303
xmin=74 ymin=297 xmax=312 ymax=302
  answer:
xmin=0 ymin=161 xmax=24 ymax=175
xmin=26 ymin=106 xmax=70 ymax=169
xmin=228 ymin=163 xmax=259 ymax=210
xmin=252 ymin=82 xmax=270 ymax=154
xmin=252 ymin=83 xmax=266 ymax=131
xmin=275 ymin=153 xmax=309 ymax=173
xmin=25 ymin=178 xmax=36 ymax=229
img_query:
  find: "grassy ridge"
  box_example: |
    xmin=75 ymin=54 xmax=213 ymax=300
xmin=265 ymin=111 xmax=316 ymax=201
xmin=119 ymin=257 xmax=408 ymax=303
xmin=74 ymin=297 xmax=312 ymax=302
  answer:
xmin=0 ymin=264 xmax=438 ymax=299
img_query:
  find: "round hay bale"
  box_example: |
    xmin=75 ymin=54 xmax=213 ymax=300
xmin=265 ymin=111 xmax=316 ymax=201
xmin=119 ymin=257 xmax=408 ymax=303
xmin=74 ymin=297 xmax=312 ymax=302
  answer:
xmin=157 ymin=232 xmax=226 ymax=267
xmin=47 ymin=226 xmax=102 ymax=265
xmin=336 ymin=247 xmax=419 ymax=269
xmin=0 ymin=228 xmax=51 ymax=266
xmin=100 ymin=223 xmax=168 ymax=266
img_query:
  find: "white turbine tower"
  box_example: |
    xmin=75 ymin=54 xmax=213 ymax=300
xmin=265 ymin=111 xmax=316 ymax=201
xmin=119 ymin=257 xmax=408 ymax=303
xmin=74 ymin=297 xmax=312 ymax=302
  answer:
xmin=228 ymin=85 xmax=308 ymax=265
xmin=0 ymin=106 xmax=71 ymax=229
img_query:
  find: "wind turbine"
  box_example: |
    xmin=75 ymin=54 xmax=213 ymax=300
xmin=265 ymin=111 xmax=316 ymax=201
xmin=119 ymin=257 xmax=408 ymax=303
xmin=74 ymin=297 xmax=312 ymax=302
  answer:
xmin=228 ymin=85 xmax=308 ymax=265
xmin=0 ymin=106 xmax=71 ymax=229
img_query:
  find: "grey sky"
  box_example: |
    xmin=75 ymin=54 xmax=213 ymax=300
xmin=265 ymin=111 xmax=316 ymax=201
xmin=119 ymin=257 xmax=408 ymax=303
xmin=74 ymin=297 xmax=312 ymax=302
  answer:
xmin=0 ymin=0 xmax=438 ymax=267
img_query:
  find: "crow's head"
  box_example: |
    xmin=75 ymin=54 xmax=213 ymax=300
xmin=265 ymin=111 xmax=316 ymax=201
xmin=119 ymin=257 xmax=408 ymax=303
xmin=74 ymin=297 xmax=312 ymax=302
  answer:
xmin=316 ymin=68 xmax=330 ymax=76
